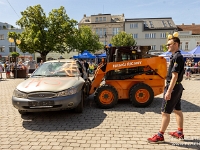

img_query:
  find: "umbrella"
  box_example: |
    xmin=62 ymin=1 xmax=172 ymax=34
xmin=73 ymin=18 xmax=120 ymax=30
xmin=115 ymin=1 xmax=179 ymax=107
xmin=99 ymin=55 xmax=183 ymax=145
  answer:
xmin=159 ymin=50 xmax=192 ymax=57
xmin=188 ymin=46 xmax=200 ymax=57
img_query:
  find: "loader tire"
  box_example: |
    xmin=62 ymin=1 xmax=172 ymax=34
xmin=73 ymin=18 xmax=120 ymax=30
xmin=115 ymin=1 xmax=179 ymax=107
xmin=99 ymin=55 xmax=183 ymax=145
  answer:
xmin=94 ymin=85 xmax=118 ymax=109
xmin=129 ymin=83 xmax=154 ymax=107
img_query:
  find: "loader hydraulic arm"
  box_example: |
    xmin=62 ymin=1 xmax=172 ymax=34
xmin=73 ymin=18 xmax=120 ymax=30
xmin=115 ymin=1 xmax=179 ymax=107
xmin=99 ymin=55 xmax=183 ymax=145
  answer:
xmin=89 ymin=56 xmax=167 ymax=95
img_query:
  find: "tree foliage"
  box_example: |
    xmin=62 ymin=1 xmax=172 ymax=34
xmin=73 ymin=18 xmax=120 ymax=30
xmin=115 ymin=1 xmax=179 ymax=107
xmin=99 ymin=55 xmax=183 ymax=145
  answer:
xmin=111 ymin=31 xmax=136 ymax=47
xmin=73 ymin=25 xmax=104 ymax=53
xmin=15 ymin=5 xmax=77 ymax=61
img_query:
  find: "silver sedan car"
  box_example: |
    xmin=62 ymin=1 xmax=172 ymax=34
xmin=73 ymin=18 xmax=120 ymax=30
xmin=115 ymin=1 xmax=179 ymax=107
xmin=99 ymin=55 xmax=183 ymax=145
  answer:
xmin=12 ymin=59 xmax=91 ymax=115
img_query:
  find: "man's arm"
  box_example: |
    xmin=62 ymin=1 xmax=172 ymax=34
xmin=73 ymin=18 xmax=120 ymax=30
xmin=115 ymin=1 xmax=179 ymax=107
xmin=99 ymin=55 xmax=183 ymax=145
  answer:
xmin=165 ymin=72 xmax=178 ymax=100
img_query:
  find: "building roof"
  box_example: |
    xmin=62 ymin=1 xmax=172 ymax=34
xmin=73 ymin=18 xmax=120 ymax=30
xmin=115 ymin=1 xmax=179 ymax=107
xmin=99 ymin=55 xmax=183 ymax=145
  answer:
xmin=79 ymin=13 xmax=124 ymax=24
xmin=125 ymin=17 xmax=177 ymax=30
xmin=177 ymin=24 xmax=200 ymax=35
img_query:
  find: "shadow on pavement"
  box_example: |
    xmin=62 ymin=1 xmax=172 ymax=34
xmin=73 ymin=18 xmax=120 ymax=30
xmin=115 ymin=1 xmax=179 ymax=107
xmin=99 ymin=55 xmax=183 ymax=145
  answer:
xmin=22 ymin=95 xmax=200 ymax=133
xmin=87 ymin=97 xmax=200 ymax=114
xmin=22 ymin=106 xmax=107 ymax=132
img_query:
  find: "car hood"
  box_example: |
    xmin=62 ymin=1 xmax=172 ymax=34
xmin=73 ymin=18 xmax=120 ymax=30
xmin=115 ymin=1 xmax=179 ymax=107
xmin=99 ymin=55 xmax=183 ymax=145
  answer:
xmin=16 ymin=77 xmax=85 ymax=93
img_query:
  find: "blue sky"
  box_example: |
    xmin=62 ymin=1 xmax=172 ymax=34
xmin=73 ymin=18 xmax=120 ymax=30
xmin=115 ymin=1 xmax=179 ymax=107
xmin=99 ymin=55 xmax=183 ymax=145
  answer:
xmin=0 ymin=0 xmax=200 ymax=27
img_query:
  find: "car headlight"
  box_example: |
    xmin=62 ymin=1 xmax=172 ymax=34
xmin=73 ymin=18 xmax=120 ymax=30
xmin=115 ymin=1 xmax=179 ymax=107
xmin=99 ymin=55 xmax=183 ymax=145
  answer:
xmin=57 ymin=86 xmax=78 ymax=97
xmin=13 ymin=89 xmax=28 ymax=98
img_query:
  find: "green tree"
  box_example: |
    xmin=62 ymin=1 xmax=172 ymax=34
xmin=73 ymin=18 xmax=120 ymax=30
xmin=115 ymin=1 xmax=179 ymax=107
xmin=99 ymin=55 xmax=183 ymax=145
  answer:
xmin=73 ymin=25 xmax=104 ymax=53
xmin=111 ymin=31 xmax=136 ymax=47
xmin=16 ymin=5 xmax=77 ymax=61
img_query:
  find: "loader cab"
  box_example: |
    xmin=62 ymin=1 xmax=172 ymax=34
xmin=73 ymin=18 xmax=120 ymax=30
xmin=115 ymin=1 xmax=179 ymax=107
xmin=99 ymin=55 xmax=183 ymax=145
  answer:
xmin=105 ymin=46 xmax=141 ymax=62
xmin=105 ymin=46 xmax=151 ymax=80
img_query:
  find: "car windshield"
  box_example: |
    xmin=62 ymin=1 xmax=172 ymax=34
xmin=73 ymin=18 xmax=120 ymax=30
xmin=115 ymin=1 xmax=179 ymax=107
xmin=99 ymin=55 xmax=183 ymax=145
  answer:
xmin=32 ymin=61 xmax=80 ymax=77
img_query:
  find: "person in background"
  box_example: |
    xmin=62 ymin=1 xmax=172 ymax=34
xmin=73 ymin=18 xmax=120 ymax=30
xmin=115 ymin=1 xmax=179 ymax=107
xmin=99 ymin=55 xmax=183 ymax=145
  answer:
xmin=37 ymin=60 xmax=44 ymax=68
xmin=0 ymin=63 xmax=3 ymax=79
xmin=5 ymin=60 xmax=11 ymax=79
xmin=27 ymin=57 xmax=37 ymax=74
xmin=185 ymin=62 xmax=191 ymax=80
xmin=89 ymin=62 xmax=94 ymax=75
xmin=83 ymin=60 xmax=89 ymax=77
xmin=198 ymin=60 xmax=200 ymax=74
xmin=17 ymin=60 xmax=26 ymax=70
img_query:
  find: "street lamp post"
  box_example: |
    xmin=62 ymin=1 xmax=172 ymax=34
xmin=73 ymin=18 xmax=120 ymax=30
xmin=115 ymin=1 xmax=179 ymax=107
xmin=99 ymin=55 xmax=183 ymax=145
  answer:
xmin=9 ymin=37 xmax=21 ymax=78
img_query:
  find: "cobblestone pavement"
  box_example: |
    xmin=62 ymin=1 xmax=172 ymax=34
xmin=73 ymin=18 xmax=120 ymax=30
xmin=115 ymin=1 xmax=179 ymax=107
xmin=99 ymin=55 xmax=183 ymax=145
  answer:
xmin=1 ymin=74 xmax=200 ymax=150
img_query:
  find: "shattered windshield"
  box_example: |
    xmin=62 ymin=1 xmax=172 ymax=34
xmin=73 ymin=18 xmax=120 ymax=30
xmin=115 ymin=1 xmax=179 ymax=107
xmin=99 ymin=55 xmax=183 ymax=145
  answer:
xmin=32 ymin=61 xmax=80 ymax=77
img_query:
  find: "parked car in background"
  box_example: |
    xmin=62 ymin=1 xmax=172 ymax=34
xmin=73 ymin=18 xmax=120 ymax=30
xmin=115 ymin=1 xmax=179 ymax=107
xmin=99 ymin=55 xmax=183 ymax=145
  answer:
xmin=12 ymin=59 xmax=91 ymax=115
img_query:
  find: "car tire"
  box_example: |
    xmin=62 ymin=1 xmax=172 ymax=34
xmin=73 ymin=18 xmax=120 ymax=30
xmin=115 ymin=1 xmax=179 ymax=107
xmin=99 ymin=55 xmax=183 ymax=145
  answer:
xmin=129 ymin=83 xmax=154 ymax=107
xmin=94 ymin=85 xmax=118 ymax=109
xmin=74 ymin=92 xmax=84 ymax=113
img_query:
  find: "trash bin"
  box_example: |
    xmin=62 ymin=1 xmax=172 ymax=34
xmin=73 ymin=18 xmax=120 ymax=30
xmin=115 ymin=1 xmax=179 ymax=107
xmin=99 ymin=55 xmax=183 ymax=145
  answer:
xmin=12 ymin=69 xmax=26 ymax=78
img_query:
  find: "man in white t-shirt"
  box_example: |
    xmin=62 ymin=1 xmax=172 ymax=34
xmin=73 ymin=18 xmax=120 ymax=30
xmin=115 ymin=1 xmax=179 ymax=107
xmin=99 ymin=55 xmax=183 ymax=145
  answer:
xmin=27 ymin=58 xmax=37 ymax=73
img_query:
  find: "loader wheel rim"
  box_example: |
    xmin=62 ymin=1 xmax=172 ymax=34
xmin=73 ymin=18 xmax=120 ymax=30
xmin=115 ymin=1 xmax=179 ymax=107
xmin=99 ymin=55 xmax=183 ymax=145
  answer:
xmin=135 ymin=89 xmax=150 ymax=103
xmin=99 ymin=90 xmax=114 ymax=104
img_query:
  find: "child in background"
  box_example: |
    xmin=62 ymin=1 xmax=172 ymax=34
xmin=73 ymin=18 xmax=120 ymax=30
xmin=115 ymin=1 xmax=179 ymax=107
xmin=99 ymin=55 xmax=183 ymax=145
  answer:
xmin=185 ymin=62 xmax=191 ymax=80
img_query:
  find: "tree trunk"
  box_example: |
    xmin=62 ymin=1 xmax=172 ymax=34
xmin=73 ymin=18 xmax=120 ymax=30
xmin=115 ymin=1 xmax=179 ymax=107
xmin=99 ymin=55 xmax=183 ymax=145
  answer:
xmin=41 ymin=55 xmax=46 ymax=62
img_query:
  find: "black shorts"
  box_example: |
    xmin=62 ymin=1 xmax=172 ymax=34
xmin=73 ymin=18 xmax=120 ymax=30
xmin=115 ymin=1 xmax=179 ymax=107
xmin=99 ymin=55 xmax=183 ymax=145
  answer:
xmin=161 ymin=83 xmax=184 ymax=114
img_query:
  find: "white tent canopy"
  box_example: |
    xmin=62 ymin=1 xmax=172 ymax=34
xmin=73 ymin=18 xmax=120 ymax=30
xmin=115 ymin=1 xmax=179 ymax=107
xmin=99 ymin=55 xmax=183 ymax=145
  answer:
xmin=159 ymin=50 xmax=192 ymax=57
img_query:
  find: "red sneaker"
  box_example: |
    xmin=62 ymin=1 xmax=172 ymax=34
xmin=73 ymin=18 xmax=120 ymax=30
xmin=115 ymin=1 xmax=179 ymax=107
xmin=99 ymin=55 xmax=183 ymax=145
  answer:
xmin=147 ymin=134 xmax=164 ymax=143
xmin=168 ymin=131 xmax=184 ymax=140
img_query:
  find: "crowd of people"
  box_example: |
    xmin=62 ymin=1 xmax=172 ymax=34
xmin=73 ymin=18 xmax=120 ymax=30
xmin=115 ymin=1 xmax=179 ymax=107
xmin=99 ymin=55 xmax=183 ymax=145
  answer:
xmin=2 ymin=56 xmax=200 ymax=80
xmin=184 ymin=58 xmax=200 ymax=80
xmin=79 ymin=59 xmax=98 ymax=77
xmin=0 ymin=58 xmax=43 ymax=79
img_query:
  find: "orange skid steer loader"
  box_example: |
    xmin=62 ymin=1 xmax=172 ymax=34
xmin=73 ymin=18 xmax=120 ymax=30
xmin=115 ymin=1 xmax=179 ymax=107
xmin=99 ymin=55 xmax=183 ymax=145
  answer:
xmin=89 ymin=46 xmax=167 ymax=109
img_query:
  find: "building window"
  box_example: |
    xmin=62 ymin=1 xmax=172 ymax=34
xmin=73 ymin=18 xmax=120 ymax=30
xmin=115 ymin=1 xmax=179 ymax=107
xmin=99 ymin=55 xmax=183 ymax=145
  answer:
xmin=99 ymin=28 xmax=103 ymax=37
xmin=103 ymin=28 xmax=106 ymax=35
xmin=0 ymin=46 xmax=5 ymax=52
xmin=133 ymin=34 xmax=138 ymax=39
xmin=151 ymin=45 xmax=156 ymax=50
xmin=197 ymin=42 xmax=200 ymax=46
xmin=130 ymin=23 xmax=138 ymax=29
xmin=144 ymin=21 xmax=148 ymax=28
xmin=167 ymin=20 xmax=173 ymax=27
xmin=160 ymin=45 xmax=163 ymax=51
xmin=9 ymin=46 xmax=15 ymax=52
xmin=99 ymin=17 xmax=102 ymax=22
xmin=95 ymin=28 xmax=98 ymax=35
xmin=149 ymin=21 xmax=154 ymax=28
xmin=103 ymin=17 xmax=106 ymax=21
xmin=0 ymin=34 xmax=4 ymax=40
xmin=180 ymin=42 xmax=182 ymax=50
xmin=185 ymin=42 xmax=188 ymax=51
xmin=113 ymin=28 xmax=119 ymax=35
xmin=145 ymin=33 xmax=156 ymax=39
xmin=95 ymin=17 xmax=98 ymax=22
xmin=160 ymin=33 xmax=166 ymax=38
xmin=162 ymin=20 xmax=167 ymax=27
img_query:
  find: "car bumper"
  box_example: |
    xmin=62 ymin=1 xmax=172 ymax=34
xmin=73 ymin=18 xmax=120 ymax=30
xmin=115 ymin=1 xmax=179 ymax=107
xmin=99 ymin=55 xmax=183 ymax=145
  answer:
xmin=12 ymin=90 xmax=82 ymax=112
